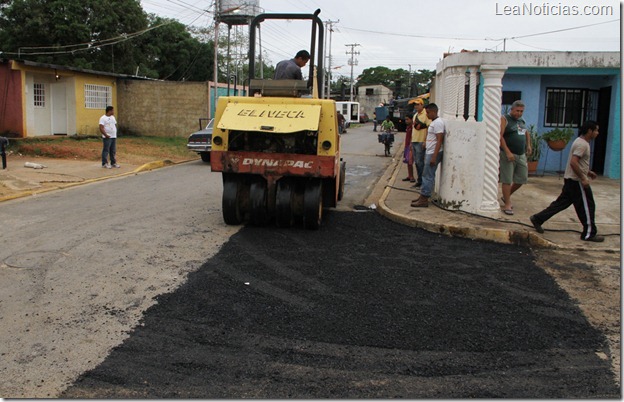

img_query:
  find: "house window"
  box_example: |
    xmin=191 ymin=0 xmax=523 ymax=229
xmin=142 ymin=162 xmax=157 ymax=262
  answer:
xmin=502 ymin=91 xmax=522 ymax=105
xmin=33 ymin=83 xmax=45 ymax=108
xmin=365 ymin=88 xmax=374 ymax=95
xmin=84 ymin=84 xmax=112 ymax=109
xmin=544 ymin=88 xmax=596 ymax=128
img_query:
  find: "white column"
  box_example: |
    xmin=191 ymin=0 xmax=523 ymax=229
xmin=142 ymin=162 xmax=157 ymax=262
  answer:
xmin=456 ymin=68 xmax=466 ymax=121
xmin=435 ymin=71 xmax=445 ymax=113
xmin=442 ymin=68 xmax=455 ymax=120
xmin=449 ymin=68 xmax=460 ymax=120
xmin=467 ymin=67 xmax=478 ymax=122
xmin=479 ymin=65 xmax=508 ymax=213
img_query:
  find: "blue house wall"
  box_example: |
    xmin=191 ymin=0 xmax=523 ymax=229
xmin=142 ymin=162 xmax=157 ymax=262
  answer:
xmin=483 ymin=67 xmax=621 ymax=178
xmin=210 ymin=86 xmax=247 ymax=119
xmin=605 ymin=74 xmax=620 ymax=178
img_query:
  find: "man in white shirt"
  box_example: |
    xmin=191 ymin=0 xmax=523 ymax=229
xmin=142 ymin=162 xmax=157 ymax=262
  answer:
xmin=412 ymin=103 xmax=444 ymax=208
xmin=99 ymin=106 xmax=119 ymax=168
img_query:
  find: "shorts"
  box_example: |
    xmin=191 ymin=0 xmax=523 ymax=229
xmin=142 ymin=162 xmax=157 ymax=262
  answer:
xmin=499 ymin=151 xmax=528 ymax=184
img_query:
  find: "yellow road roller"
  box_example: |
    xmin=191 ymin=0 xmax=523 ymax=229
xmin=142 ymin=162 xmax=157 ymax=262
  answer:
xmin=210 ymin=10 xmax=345 ymax=229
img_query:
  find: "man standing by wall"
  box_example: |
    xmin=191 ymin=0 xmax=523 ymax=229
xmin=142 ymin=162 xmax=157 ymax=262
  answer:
xmin=412 ymin=103 xmax=444 ymax=208
xmin=530 ymin=121 xmax=604 ymax=242
xmin=411 ymin=98 xmax=430 ymax=188
xmin=499 ymin=100 xmax=531 ymax=215
xmin=99 ymin=106 xmax=119 ymax=169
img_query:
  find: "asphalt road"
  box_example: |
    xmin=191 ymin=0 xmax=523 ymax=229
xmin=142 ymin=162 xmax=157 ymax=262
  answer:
xmin=1 ymin=124 xmax=617 ymax=397
xmin=0 ymin=161 xmax=239 ymax=397
xmin=62 ymin=212 xmax=617 ymax=398
xmin=0 ymin=124 xmax=393 ymax=398
xmin=336 ymin=124 xmax=398 ymax=210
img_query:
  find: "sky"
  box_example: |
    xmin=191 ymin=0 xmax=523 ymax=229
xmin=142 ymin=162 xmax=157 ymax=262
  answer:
xmin=140 ymin=0 xmax=621 ymax=80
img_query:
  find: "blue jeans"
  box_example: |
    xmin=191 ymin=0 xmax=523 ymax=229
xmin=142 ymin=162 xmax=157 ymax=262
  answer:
xmin=102 ymin=138 xmax=117 ymax=165
xmin=421 ymin=151 xmax=443 ymax=197
xmin=411 ymin=142 xmax=425 ymax=185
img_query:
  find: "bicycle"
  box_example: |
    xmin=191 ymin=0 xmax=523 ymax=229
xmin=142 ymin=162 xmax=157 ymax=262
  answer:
xmin=378 ymin=129 xmax=395 ymax=157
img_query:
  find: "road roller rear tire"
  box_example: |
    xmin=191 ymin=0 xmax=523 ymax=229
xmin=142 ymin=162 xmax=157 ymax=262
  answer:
xmin=337 ymin=161 xmax=346 ymax=201
xmin=222 ymin=175 xmax=243 ymax=225
xmin=275 ymin=179 xmax=295 ymax=227
xmin=250 ymin=178 xmax=269 ymax=226
xmin=303 ymin=179 xmax=323 ymax=230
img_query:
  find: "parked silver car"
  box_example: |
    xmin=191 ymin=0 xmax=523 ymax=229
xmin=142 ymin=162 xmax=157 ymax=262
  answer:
xmin=187 ymin=118 xmax=213 ymax=162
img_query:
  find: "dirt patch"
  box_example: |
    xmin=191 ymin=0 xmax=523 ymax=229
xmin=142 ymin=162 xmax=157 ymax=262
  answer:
xmin=533 ymin=248 xmax=621 ymax=386
xmin=7 ymin=136 xmax=197 ymax=165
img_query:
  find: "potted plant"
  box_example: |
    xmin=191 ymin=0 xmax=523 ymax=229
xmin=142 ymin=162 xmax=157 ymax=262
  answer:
xmin=542 ymin=127 xmax=574 ymax=151
xmin=526 ymin=125 xmax=541 ymax=175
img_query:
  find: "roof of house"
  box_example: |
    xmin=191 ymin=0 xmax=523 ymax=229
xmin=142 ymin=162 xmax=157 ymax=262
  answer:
xmin=436 ymin=51 xmax=620 ymax=72
xmin=2 ymin=58 xmax=153 ymax=80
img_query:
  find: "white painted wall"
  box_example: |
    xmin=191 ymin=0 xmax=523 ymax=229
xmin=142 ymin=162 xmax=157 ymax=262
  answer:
xmin=357 ymin=85 xmax=392 ymax=116
xmin=437 ymin=120 xmax=487 ymax=213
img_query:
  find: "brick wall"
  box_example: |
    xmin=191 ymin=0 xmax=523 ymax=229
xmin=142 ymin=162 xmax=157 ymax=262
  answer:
xmin=117 ymin=79 xmax=211 ymax=137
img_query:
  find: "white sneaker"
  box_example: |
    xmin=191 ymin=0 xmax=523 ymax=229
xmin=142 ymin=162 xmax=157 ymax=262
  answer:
xmin=112 ymin=163 xmax=121 ymax=168
xmin=102 ymin=164 xmax=112 ymax=169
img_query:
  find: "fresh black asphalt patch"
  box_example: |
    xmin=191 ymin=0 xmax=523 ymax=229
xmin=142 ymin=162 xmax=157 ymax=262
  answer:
xmin=63 ymin=212 xmax=618 ymax=398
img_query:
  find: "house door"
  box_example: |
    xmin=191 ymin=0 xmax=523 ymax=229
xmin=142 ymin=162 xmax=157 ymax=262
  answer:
xmin=51 ymin=83 xmax=68 ymax=135
xmin=591 ymin=86 xmax=611 ymax=175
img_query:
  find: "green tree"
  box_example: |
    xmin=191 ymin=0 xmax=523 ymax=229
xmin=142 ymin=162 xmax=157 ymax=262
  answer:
xmin=356 ymin=66 xmax=434 ymax=99
xmin=411 ymin=69 xmax=435 ymax=96
xmin=356 ymin=66 xmax=395 ymax=87
xmin=0 ymin=0 xmax=149 ymax=73
xmin=140 ymin=16 xmax=213 ymax=81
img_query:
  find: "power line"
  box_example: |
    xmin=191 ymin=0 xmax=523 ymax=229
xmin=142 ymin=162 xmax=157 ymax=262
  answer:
xmin=341 ymin=18 xmax=618 ymax=43
xmin=340 ymin=26 xmax=490 ymax=41
xmin=167 ymin=0 xmax=206 ymax=14
xmin=497 ymin=18 xmax=619 ymax=41
xmin=6 ymin=21 xmax=176 ymax=56
xmin=510 ymin=38 xmax=556 ymax=52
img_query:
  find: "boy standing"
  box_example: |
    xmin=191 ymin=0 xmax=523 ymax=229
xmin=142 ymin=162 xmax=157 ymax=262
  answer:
xmin=411 ymin=98 xmax=430 ymax=188
xmin=402 ymin=115 xmax=415 ymax=182
xmin=99 ymin=106 xmax=119 ymax=169
xmin=412 ymin=103 xmax=444 ymax=208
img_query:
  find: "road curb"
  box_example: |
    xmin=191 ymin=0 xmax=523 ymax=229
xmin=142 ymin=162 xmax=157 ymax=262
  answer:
xmin=372 ymin=150 xmax=612 ymax=251
xmin=0 ymin=159 xmax=188 ymax=203
xmin=133 ymin=159 xmax=176 ymax=173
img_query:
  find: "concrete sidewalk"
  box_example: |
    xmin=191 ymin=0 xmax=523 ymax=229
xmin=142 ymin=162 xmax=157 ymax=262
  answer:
xmin=369 ymin=145 xmax=621 ymax=251
xmin=0 ymin=155 xmax=174 ymax=202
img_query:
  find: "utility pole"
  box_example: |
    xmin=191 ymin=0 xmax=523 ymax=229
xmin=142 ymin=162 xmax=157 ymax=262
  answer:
xmin=324 ymin=19 xmax=339 ymax=99
xmin=408 ymin=64 xmax=412 ymax=97
xmin=212 ymin=0 xmax=220 ymax=120
xmin=345 ymin=43 xmax=360 ymax=102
